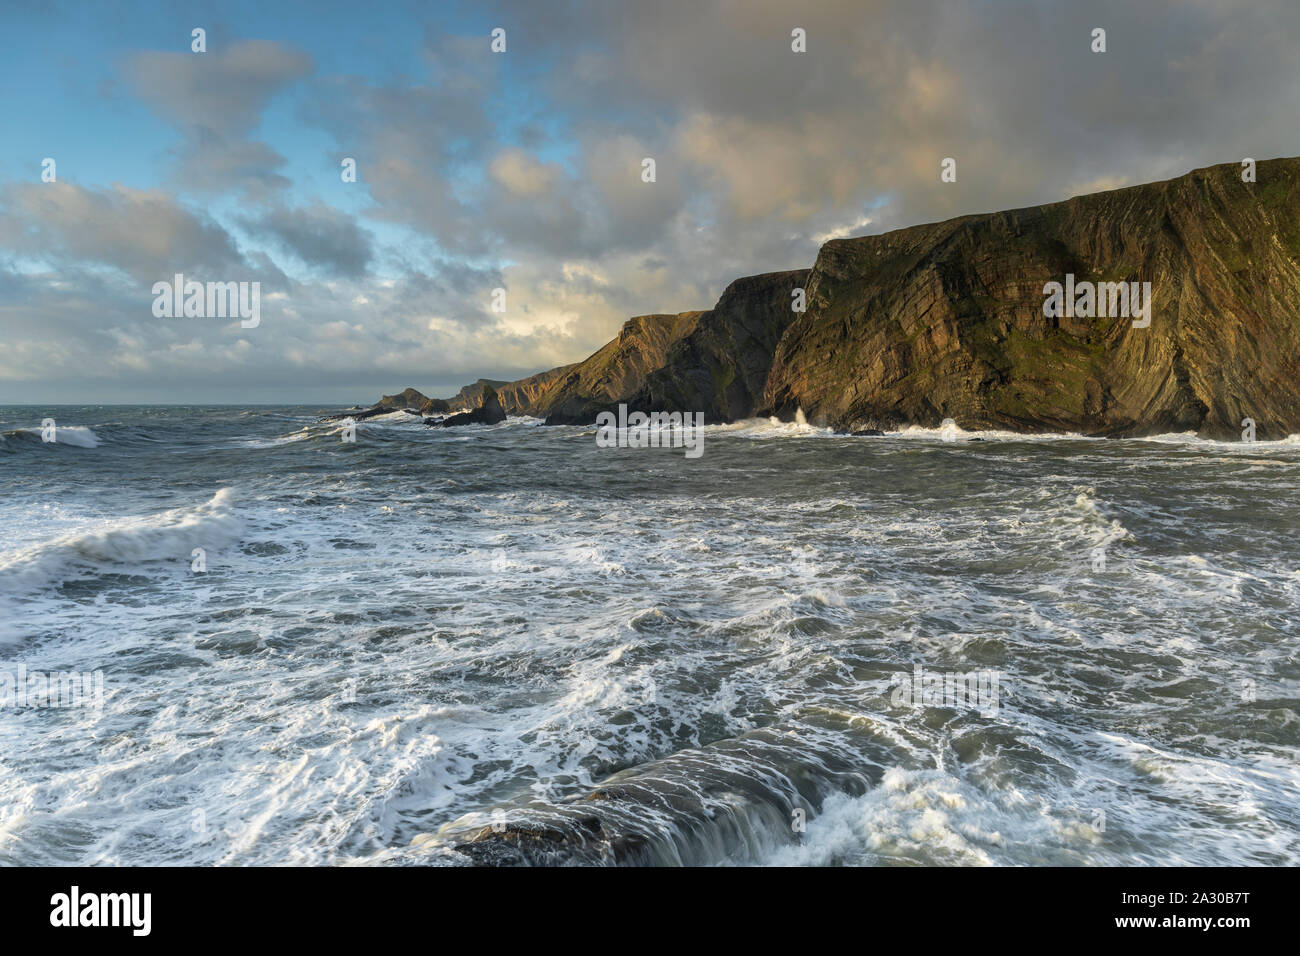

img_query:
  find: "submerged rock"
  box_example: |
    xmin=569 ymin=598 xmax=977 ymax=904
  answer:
xmin=429 ymin=724 xmax=877 ymax=866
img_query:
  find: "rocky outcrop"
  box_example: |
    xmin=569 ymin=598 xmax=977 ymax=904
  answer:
xmin=426 ymin=384 xmax=506 ymax=427
xmin=624 ymin=270 xmax=809 ymax=421
xmin=763 ymin=157 xmax=1300 ymax=439
xmin=460 ymin=271 xmax=805 ymax=426
xmin=539 ymin=312 xmax=704 ymax=424
xmin=379 ymin=386 xmax=430 ymax=411
xmin=445 ymin=379 xmax=509 ymax=412
xmin=439 ymin=724 xmax=872 ymax=866
xmin=419 ymin=396 xmax=451 ymax=415
xmin=495 ymin=364 xmax=578 ymax=416
xmin=329 ymin=386 xmax=446 ymax=421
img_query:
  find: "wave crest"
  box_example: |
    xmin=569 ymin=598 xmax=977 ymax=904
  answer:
xmin=0 ymin=488 xmax=243 ymax=595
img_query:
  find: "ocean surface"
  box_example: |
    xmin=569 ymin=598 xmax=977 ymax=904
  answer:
xmin=1 ymin=405 xmax=1297 ymax=866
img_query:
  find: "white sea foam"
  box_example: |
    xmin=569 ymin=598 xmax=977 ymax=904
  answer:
xmin=8 ymin=425 xmax=102 ymax=448
xmin=364 ymin=410 xmax=424 ymax=423
xmin=2 ymin=406 xmax=1295 ymax=867
xmin=0 ymin=488 xmax=243 ymax=595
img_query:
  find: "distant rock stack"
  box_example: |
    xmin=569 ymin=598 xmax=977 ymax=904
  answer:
xmin=424 ymin=384 xmax=507 ymax=427
xmin=325 ymin=387 xmax=447 ymax=421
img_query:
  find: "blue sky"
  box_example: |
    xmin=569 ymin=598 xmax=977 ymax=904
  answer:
xmin=3 ymin=0 xmax=1299 ymax=403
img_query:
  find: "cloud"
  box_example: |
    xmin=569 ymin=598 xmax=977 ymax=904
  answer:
xmin=8 ymin=0 xmax=1300 ymax=402
xmin=246 ymin=202 xmax=373 ymax=278
xmin=302 ymin=31 xmax=494 ymax=254
xmin=0 ymin=182 xmax=248 ymax=281
xmin=123 ymin=39 xmax=313 ymax=196
xmin=489 ymin=149 xmax=561 ymax=197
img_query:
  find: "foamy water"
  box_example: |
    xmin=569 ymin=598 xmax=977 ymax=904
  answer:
xmin=1 ymin=406 xmax=1297 ymax=865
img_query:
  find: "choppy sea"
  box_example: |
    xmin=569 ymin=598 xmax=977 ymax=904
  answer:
xmin=1 ymin=405 xmax=1297 ymax=865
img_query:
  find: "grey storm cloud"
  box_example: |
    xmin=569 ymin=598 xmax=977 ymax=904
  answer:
xmin=286 ymin=0 xmax=1300 ymax=307
xmin=123 ymin=39 xmax=313 ymax=196
xmin=247 ymin=202 xmax=374 ymax=278
xmin=0 ymin=182 xmax=249 ymax=281
xmin=473 ymin=0 xmax=1300 ymax=237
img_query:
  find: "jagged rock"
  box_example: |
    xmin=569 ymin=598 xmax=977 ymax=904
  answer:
xmin=622 ymin=270 xmax=810 ymax=422
xmin=326 ymin=386 xmax=440 ymax=421
xmin=420 ymin=397 xmax=450 ymax=415
xmin=539 ymin=313 xmax=704 ymax=424
xmin=378 ymin=386 xmax=432 ymax=411
xmin=426 ymin=384 xmax=506 ymax=427
xmin=495 ymin=364 xmax=578 ymax=416
xmin=445 ymin=378 xmax=509 ymax=412
xmin=481 ymin=272 xmax=805 ymax=426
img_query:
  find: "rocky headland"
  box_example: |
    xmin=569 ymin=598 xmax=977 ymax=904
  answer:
xmin=349 ymin=158 xmax=1300 ymax=439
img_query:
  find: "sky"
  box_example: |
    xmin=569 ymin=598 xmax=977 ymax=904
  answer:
xmin=2 ymin=0 xmax=1299 ymax=404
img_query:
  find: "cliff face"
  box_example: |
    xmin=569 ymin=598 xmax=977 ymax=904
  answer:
xmin=480 ymin=271 xmax=805 ymax=425
xmin=496 ymin=364 xmax=577 ymax=416
xmin=763 ymin=158 xmax=1300 ymax=438
xmin=539 ymin=312 xmax=704 ymax=424
xmin=446 ymin=379 xmax=509 ymax=411
xmin=361 ymin=158 xmax=1300 ymax=438
xmin=625 ymin=270 xmax=809 ymax=421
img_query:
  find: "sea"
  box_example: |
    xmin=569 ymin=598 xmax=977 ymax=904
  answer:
xmin=1 ymin=405 xmax=1297 ymax=865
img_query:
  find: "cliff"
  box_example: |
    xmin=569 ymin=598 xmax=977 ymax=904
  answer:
xmin=496 ymin=364 xmax=578 ymax=416
xmin=763 ymin=157 xmax=1300 ymax=438
xmin=537 ymin=312 xmax=704 ymax=424
xmin=445 ymin=379 xmax=509 ymax=412
xmin=357 ymin=158 xmax=1300 ymax=438
xmin=624 ymin=270 xmax=809 ymax=421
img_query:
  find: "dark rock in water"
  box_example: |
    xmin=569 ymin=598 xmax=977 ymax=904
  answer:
xmin=851 ymin=428 xmax=885 ymax=436
xmin=378 ymin=386 xmax=432 ymax=410
xmin=451 ymin=815 xmax=630 ymax=867
xmin=427 ymin=384 xmax=506 ymax=427
xmin=437 ymin=725 xmax=875 ymax=866
xmin=326 ymin=403 xmax=400 ymax=422
xmin=326 ymin=386 xmax=442 ymax=421
xmin=420 ymin=397 xmax=450 ymax=415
